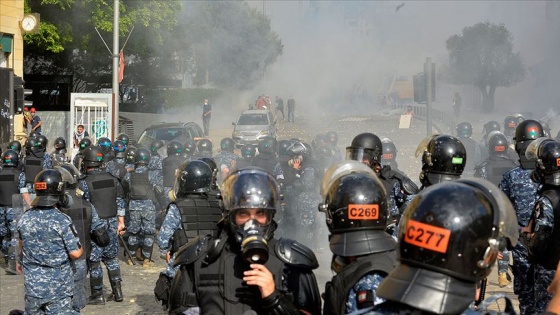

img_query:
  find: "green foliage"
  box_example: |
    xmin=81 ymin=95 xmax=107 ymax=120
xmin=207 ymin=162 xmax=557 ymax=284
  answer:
xmin=445 ymin=22 xmax=525 ymax=112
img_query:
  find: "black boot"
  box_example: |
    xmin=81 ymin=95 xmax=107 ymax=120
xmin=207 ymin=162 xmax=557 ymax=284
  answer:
xmin=110 ymin=280 xmax=124 ymax=302
xmin=88 ymin=277 xmax=106 ymax=305
xmin=108 ymin=268 xmax=124 ymax=302
xmin=5 ymin=246 xmax=17 ymax=275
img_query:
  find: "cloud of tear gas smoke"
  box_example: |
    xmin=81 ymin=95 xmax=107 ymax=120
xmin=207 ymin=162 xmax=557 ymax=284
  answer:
xmin=245 ymin=1 xmax=558 ymax=129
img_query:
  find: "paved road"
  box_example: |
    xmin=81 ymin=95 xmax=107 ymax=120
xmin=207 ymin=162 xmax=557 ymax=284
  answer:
xmin=0 ymin=113 xmax=519 ymax=314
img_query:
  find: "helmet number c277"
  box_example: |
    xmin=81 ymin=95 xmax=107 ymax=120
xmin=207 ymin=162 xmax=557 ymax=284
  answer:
xmin=404 ymin=220 xmax=451 ymax=254
xmin=348 ymin=204 xmax=379 ymax=220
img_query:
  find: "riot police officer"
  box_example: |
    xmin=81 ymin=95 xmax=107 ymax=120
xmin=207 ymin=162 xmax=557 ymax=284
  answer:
xmin=0 ymin=150 xmax=29 ymax=274
xmin=149 ymin=139 xmax=165 ymax=172
xmin=504 ymin=115 xmax=519 ymax=144
xmin=168 ymin=167 xmax=322 ymax=314
xmin=106 ymin=139 xmax=127 ymax=179
xmin=51 ymin=137 xmax=68 ymax=165
xmin=22 ymin=135 xmax=52 ymax=194
xmin=196 ymin=138 xmax=213 ymax=158
xmin=97 ymin=137 xmax=114 ymax=162
xmin=234 ymin=144 xmax=256 ymax=171
xmin=73 ymin=137 xmax=92 ymax=169
xmin=116 ymin=133 xmax=130 ymax=147
xmin=78 ymin=145 xmax=126 ymax=304
xmin=320 ymin=170 xmax=397 ymax=314
xmin=56 ymin=163 xmax=108 ymax=313
xmin=475 ymin=120 xmax=501 ymax=165
xmin=214 ymin=137 xmax=240 ymax=184
xmin=368 ymin=179 xmax=518 ymax=314
xmin=122 ymin=147 xmax=159 ymax=267
xmin=252 ymin=136 xmax=284 ymax=181
xmin=160 ymin=141 xmax=186 ymax=206
xmin=474 ymin=132 xmax=517 ymax=185
xmin=16 ymin=169 xmax=84 ymax=314
xmin=326 ymin=130 xmax=342 ymax=162
xmin=499 ymin=119 xmax=545 ymax=314
xmin=183 ymin=140 xmax=198 ymax=161
xmin=380 ymin=137 xmax=399 ymax=170
xmin=522 ymin=138 xmax=560 ymax=313
xmin=456 ymin=122 xmax=477 ymax=175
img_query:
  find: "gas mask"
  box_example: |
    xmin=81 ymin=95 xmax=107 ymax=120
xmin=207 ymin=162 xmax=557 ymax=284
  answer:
xmin=236 ymin=219 xmax=270 ymax=264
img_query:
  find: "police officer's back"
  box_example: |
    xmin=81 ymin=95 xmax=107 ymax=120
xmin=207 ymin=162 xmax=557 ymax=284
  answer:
xmin=474 ymin=132 xmax=517 ymax=186
xmin=368 ymin=179 xmax=518 ymax=315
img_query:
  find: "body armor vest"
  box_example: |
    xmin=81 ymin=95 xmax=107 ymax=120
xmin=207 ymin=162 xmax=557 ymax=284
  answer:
xmin=84 ymin=173 xmax=118 ymax=219
xmin=252 ymin=154 xmax=277 ymax=176
xmin=129 ymin=171 xmax=155 ymax=200
xmin=486 ymin=157 xmax=517 ymax=186
xmin=24 ymin=155 xmax=43 ymax=184
xmin=535 ymin=188 xmax=560 ymax=270
xmin=324 ymin=251 xmax=396 ymax=315
xmin=0 ymin=168 xmax=21 ymax=206
xmin=163 ymin=155 xmax=185 ymax=187
xmin=176 ymin=196 xmax=222 ymax=240
xmin=60 ymin=190 xmax=92 ymax=259
xmin=194 ymin=239 xmax=286 ymax=314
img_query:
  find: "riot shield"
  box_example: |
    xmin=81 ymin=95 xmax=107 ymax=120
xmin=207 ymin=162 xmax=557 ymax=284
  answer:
xmin=59 ymin=194 xmax=92 ymax=260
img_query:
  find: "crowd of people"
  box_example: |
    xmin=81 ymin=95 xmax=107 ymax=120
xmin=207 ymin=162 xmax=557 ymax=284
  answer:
xmin=1 ymin=112 xmax=560 ymax=314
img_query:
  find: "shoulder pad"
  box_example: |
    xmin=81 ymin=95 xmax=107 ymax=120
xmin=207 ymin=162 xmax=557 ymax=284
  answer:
xmin=274 ymin=238 xmax=319 ymax=270
xmin=173 ymin=235 xmax=212 ymax=267
xmin=379 ymin=165 xmax=394 ymax=179
xmin=391 ymin=170 xmax=419 ymax=195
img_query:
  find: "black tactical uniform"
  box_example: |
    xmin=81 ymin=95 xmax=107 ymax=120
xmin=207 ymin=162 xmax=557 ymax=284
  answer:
xmin=474 ymin=132 xmax=518 ymax=185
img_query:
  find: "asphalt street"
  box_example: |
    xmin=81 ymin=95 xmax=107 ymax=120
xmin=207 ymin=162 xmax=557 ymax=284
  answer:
xmin=0 ymin=112 xmax=519 ymax=314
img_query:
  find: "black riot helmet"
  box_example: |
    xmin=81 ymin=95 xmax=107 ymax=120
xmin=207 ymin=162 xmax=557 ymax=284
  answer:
xmin=326 ymin=131 xmax=339 ymax=146
xmin=455 ymin=122 xmax=473 ymax=138
xmin=54 ymin=137 xmax=67 ymax=151
xmin=79 ymin=138 xmax=92 ymax=151
xmin=174 ymin=160 xmax=213 ymax=197
xmin=503 ymin=115 xmax=518 ymax=136
xmin=199 ymin=157 xmax=218 ymax=175
xmin=220 ymin=138 xmax=235 ymax=153
xmin=31 ymin=169 xmax=66 ymax=207
xmin=197 ymin=139 xmax=213 ymax=155
xmin=514 ymin=120 xmax=544 ymax=159
xmin=378 ymin=179 xmax=518 ymax=315
xmin=134 ymin=147 xmax=151 ymax=166
xmin=55 ymin=163 xmax=82 ymax=189
xmin=29 ymin=131 xmax=40 ymax=139
xmin=487 ymin=132 xmax=509 ymax=157
xmin=257 ymin=136 xmax=278 ymax=155
xmin=8 ymin=141 xmax=22 ymax=153
xmin=35 ymin=135 xmax=48 ymax=151
xmin=240 ymin=144 xmax=256 ymax=159
xmin=221 ymin=167 xmax=279 ymax=241
xmin=312 ymin=134 xmax=328 ymax=150
xmin=381 ymin=137 xmax=398 ymax=166
xmin=113 ymin=140 xmax=126 ymax=159
xmin=183 ymin=140 xmax=197 ymax=157
xmin=482 ymin=121 xmax=500 ymax=137
xmin=540 ymin=120 xmax=552 ymax=138
xmin=25 ymin=137 xmax=37 ymax=154
xmin=2 ymin=150 xmax=19 ymax=167
xmin=82 ymin=145 xmax=104 ymax=170
xmin=117 ymin=133 xmax=130 ymax=146
xmin=124 ymin=146 xmax=137 ymax=165
xmin=416 ymin=135 xmax=466 ymax=187
xmin=346 ymin=132 xmax=382 ymax=168
xmin=526 ymin=138 xmax=560 ymax=186
xmin=150 ymin=140 xmax=165 ymax=156
xmin=319 ymin=172 xmax=395 ymax=257
xmin=167 ymin=141 xmax=183 ymax=156
xmin=514 ymin=113 xmax=525 ymax=124
xmin=97 ymin=137 xmax=112 ymax=153
xmin=277 ymin=140 xmax=292 ymax=157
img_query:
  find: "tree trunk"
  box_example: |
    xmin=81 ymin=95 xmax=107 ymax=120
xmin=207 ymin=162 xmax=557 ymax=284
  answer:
xmin=478 ymin=84 xmax=495 ymax=113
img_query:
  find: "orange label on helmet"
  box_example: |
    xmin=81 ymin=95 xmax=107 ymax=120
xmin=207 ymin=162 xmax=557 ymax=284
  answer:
xmin=494 ymin=145 xmax=506 ymax=152
xmin=348 ymin=204 xmax=379 ymax=220
xmin=35 ymin=182 xmax=47 ymax=190
xmin=383 ymin=153 xmax=394 ymax=160
xmin=557 ymin=158 xmax=560 ymax=167
xmin=404 ymin=220 xmax=451 ymax=253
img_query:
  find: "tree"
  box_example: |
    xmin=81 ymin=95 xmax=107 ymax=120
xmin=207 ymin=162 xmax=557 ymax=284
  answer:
xmin=23 ymin=0 xmax=182 ymax=93
xmin=445 ymin=22 xmax=525 ymax=112
xmin=175 ymin=1 xmax=283 ymax=89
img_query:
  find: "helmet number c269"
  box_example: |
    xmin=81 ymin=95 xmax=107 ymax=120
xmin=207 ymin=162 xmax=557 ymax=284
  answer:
xmin=404 ymin=220 xmax=451 ymax=254
xmin=348 ymin=204 xmax=379 ymax=220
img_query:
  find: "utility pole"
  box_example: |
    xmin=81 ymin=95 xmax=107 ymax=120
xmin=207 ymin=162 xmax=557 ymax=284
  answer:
xmin=112 ymin=0 xmax=119 ymax=137
xmin=425 ymin=57 xmax=433 ymax=136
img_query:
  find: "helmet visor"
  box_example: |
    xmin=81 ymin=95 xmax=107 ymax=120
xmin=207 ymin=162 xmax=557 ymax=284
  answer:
xmin=525 ymin=137 xmax=551 ymax=161
xmin=346 ymin=147 xmax=377 ymax=166
xmin=229 ymin=208 xmax=273 ymax=228
xmin=415 ymin=135 xmax=437 ymax=157
xmin=55 ymin=165 xmax=78 ymax=185
xmin=321 ymin=161 xmax=376 ymax=198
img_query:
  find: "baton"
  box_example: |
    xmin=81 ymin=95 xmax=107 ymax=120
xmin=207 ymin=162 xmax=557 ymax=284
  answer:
xmin=118 ymin=233 xmax=136 ymax=265
xmin=475 ymin=277 xmax=487 ymax=306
